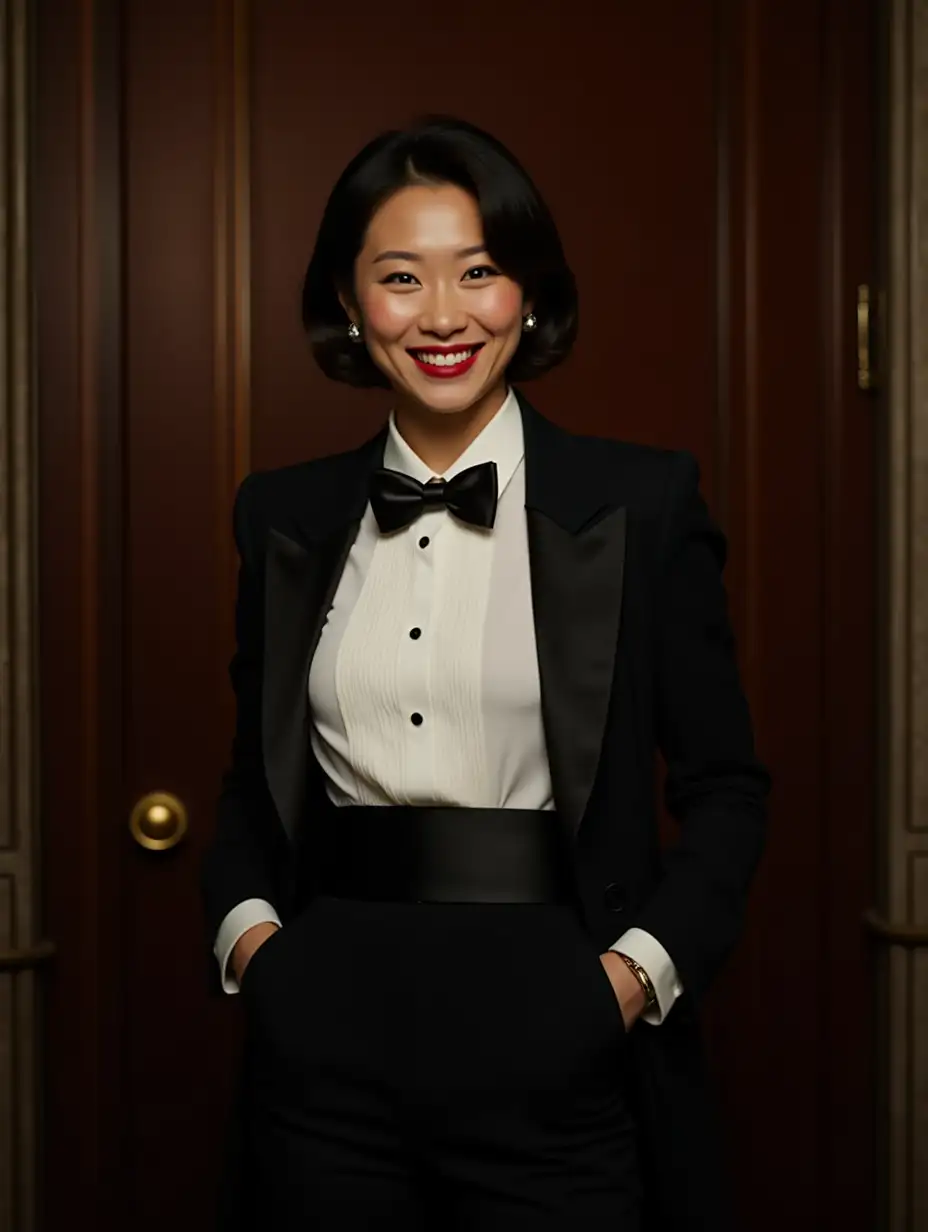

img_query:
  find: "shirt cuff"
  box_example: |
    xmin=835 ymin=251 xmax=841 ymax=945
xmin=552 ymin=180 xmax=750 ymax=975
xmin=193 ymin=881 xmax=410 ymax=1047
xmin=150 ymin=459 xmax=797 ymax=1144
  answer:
xmin=214 ymin=899 xmax=282 ymax=994
xmin=609 ymin=927 xmax=683 ymax=1025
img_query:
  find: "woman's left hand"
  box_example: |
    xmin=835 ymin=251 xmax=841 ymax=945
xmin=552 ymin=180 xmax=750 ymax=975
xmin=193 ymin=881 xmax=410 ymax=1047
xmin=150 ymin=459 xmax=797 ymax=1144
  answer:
xmin=599 ymin=951 xmax=646 ymax=1029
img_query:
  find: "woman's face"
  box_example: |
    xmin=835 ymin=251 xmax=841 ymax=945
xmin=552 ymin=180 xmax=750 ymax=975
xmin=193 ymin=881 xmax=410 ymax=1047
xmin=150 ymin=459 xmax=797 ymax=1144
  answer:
xmin=346 ymin=183 xmax=528 ymax=418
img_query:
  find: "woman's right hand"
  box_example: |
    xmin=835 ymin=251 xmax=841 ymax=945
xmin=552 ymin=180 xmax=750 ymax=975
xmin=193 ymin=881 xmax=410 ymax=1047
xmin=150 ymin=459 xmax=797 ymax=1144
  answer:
xmin=232 ymin=921 xmax=280 ymax=986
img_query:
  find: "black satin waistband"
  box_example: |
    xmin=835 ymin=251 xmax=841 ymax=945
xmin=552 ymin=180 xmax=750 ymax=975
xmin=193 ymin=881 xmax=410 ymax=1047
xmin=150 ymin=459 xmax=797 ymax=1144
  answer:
xmin=311 ymin=806 xmax=575 ymax=905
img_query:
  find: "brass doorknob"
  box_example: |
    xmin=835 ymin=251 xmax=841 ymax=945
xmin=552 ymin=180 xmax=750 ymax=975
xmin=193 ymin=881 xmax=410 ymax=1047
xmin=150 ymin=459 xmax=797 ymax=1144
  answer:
xmin=129 ymin=791 xmax=188 ymax=851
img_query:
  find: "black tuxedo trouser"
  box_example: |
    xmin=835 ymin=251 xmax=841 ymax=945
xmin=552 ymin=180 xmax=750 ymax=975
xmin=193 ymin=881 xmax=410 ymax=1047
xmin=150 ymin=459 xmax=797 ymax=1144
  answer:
xmin=236 ymin=894 xmax=641 ymax=1231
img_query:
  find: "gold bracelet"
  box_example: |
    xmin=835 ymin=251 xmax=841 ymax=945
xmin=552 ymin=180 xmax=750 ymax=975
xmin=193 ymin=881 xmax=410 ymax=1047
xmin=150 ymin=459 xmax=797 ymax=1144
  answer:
xmin=615 ymin=952 xmax=658 ymax=1010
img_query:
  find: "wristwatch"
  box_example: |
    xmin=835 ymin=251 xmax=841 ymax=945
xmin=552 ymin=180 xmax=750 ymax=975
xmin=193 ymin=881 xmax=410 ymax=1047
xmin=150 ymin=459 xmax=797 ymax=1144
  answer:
xmin=615 ymin=952 xmax=658 ymax=1012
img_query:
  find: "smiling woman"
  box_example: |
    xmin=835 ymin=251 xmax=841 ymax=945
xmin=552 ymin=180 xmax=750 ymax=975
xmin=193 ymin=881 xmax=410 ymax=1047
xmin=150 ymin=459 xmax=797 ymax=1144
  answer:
xmin=300 ymin=120 xmax=577 ymax=469
xmin=301 ymin=116 xmax=576 ymax=401
xmin=349 ymin=182 xmax=527 ymax=410
xmin=202 ymin=114 xmax=769 ymax=1230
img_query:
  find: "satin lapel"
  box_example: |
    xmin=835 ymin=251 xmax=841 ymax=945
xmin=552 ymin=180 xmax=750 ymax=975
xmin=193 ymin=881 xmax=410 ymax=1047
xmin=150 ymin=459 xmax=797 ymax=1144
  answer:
xmin=262 ymin=523 xmax=359 ymax=844
xmin=261 ymin=429 xmax=386 ymax=845
xmin=521 ymin=397 xmax=628 ymax=836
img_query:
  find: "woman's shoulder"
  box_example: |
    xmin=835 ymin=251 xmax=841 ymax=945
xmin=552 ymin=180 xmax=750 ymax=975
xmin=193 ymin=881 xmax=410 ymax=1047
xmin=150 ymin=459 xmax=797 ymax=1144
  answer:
xmin=234 ymin=433 xmax=383 ymax=523
xmin=231 ymin=436 xmax=379 ymax=547
xmin=525 ymin=400 xmax=696 ymax=514
xmin=567 ymin=428 xmax=700 ymax=518
xmin=236 ymin=453 xmax=334 ymax=504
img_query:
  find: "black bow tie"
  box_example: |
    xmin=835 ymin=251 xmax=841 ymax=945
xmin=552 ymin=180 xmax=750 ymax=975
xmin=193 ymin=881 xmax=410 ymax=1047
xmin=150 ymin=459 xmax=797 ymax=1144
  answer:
xmin=369 ymin=461 xmax=499 ymax=534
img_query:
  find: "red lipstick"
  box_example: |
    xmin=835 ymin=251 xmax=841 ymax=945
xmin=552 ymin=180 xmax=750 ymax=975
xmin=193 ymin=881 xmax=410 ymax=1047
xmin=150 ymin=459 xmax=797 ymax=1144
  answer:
xmin=407 ymin=343 xmax=484 ymax=380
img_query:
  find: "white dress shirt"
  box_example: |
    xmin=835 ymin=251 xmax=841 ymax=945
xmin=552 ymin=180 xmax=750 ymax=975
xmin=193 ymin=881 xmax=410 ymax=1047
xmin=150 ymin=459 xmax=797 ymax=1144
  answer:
xmin=216 ymin=390 xmax=683 ymax=1022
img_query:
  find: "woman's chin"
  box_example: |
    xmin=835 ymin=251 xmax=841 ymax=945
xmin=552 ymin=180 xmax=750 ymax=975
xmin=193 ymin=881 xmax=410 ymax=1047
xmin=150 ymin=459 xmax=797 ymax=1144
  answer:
xmin=400 ymin=376 xmax=505 ymax=419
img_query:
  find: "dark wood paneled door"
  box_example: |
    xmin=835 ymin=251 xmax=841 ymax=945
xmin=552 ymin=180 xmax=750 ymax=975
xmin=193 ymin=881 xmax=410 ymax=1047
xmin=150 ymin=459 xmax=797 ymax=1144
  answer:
xmin=36 ymin=1 xmax=877 ymax=1229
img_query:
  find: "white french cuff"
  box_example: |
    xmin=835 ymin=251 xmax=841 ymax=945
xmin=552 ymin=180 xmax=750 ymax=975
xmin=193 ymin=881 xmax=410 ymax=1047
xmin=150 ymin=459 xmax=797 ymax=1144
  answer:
xmin=609 ymin=927 xmax=683 ymax=1025
xmin=214 ymin=898 xmax=282 ymax=994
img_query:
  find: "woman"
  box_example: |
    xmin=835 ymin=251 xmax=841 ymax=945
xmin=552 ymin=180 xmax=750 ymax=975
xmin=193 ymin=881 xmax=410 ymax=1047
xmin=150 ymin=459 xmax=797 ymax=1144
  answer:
xmin=202 ymin=116 xmax=769 ymax=1231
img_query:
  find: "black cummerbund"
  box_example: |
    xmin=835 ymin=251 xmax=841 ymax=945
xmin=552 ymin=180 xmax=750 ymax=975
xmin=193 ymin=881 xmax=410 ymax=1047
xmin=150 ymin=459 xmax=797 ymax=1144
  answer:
xmin=313 ymin=806 xmax=574 ymax=905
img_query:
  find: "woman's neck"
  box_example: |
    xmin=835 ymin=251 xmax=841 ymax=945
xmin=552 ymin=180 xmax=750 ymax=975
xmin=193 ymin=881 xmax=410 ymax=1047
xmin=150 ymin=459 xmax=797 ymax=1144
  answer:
xmin=393 ymin=383 xmax=508 ymax=475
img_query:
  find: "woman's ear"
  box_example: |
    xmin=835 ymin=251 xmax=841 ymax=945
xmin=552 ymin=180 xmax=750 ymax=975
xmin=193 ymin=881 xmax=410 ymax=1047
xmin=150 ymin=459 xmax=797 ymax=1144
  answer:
xmin=337 ymin=289 xmax=358 ymax=328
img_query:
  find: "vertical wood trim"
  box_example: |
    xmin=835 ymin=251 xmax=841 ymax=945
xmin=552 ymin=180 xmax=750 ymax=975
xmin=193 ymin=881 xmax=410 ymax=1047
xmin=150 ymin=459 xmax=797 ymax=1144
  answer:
xmin=213 ymin=0 xmax=229 ymax=487
xmin=713 ymin=0 xmax=732 ymax=535
xmin=884 ymin=0 xmax=928 ymax=1228
xmin=9 ymin=4 xmax=37 ymax=1224
xmin=0 ymin=6 xmax=11 ymax=863
xmin=214 ymin=0 xmax=252 ymax=673
xmin=76 ymin=12 xmax=128 ymax=1158
xmin=213 ymin=0 xmax=252 ymax=495
xmin=38 ymin=0 xmax=125 ymax=1221
xmin=232 ymin=0 xmax=251 ymax=487
xmin=715 ymin=0 xmax=762 ymax=684
xmin=819 ymin=6 xmax=846 ymax=1221
xmin=818 ymin=2 xmax=878 ymax=1226
xmin=739 ymin=0 xmax=762 ymax=682
xmin=0 ymin=1 xmax=40 ymax=1226
xmin=713 ymin=0 xmax=762 ymax=695
xmin=9 ymin=2 xmax=37 ymax=1223
xmin=78 ymin=0 xmax=101 ymax=892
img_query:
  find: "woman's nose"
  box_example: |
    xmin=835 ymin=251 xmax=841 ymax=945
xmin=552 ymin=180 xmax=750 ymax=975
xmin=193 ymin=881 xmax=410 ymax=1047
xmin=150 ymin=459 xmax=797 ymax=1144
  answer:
xmin=418 ymin=285 xmax=468 ymax=337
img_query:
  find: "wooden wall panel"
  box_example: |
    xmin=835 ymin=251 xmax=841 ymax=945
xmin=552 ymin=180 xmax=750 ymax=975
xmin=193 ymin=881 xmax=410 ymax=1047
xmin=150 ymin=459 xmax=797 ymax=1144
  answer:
xmin=120 ymin=1 xmax=248 ymax=1226
xmin=708 ymin=3 xmax=876 ymax=1227
xmin=37 ymin=0 xmax=125 ymax=1227
xmin=710 ymin=0 xmax=828 ymax=1216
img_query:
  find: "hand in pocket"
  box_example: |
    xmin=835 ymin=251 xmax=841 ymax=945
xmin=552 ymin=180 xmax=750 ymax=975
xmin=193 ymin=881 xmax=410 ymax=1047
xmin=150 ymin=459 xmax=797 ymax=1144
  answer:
xmin=234 ymin=922 xmax=281 ymax=988
xmin=597 ymin=951 xmax=646 ymax=1030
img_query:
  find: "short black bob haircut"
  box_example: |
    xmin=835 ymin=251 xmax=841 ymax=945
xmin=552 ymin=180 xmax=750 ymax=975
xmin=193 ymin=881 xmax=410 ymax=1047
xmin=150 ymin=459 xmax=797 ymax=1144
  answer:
xmin=301 ymin=116 xmax=578 ymax=388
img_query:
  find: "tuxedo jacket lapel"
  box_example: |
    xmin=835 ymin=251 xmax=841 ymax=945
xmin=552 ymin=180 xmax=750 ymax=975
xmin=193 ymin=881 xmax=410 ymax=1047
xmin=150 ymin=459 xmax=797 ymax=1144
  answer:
xmin=261 ymin=432 xmax=386 ymax=844
xmin=263 ymin=523 xmax=356 ymax=843
xmin=520 ymin=396 xmax=628 ymax=835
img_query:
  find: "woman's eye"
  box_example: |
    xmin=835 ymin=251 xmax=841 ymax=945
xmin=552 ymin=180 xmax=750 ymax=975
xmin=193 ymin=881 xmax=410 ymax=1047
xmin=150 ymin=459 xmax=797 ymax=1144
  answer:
xmin=462 ymin=265 xmax=499 ymax=281
xmin=381 ymin=272 xmax=419 ymax=286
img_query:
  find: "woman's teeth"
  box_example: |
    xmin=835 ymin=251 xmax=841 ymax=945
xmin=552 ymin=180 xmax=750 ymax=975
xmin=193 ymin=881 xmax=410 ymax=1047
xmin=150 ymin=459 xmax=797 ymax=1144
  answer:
xmin=414 ymin=348 xmax=476 ymax=367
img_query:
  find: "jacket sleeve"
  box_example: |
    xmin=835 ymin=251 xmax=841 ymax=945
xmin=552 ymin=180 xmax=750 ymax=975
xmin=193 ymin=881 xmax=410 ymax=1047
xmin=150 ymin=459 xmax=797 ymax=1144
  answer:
xmin=631 ymin=451 xmax=770 ymax=1002
xmin=201 ymin=475 xmax=287 ymax=984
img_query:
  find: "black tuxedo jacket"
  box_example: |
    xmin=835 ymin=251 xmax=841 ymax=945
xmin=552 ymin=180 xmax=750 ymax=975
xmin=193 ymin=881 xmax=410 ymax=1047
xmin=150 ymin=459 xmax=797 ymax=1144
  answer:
xmin=202 ymin=392 xmax=770 ymax=1231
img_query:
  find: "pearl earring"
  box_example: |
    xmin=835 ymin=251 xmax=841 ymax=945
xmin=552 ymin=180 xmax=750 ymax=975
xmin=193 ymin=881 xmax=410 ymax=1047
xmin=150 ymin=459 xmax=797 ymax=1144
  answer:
xmin=522 ymin=312 xmax=537 ymax=333
xmin=347 ymin=321 xmax=362 ymax=342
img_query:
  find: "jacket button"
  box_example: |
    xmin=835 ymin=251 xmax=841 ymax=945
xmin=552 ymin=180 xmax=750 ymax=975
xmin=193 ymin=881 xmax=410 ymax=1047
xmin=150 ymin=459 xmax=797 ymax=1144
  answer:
xmin=603 ymin=882 xmax=626 ymax=912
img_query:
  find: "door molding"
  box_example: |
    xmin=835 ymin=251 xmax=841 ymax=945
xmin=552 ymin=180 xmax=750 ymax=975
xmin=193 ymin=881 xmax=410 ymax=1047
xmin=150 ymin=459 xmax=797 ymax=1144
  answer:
xmin=0 ymin=2 xmax=42 ymax=1228
xmin=881 ymin=0 xmax=928 ymax=1226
